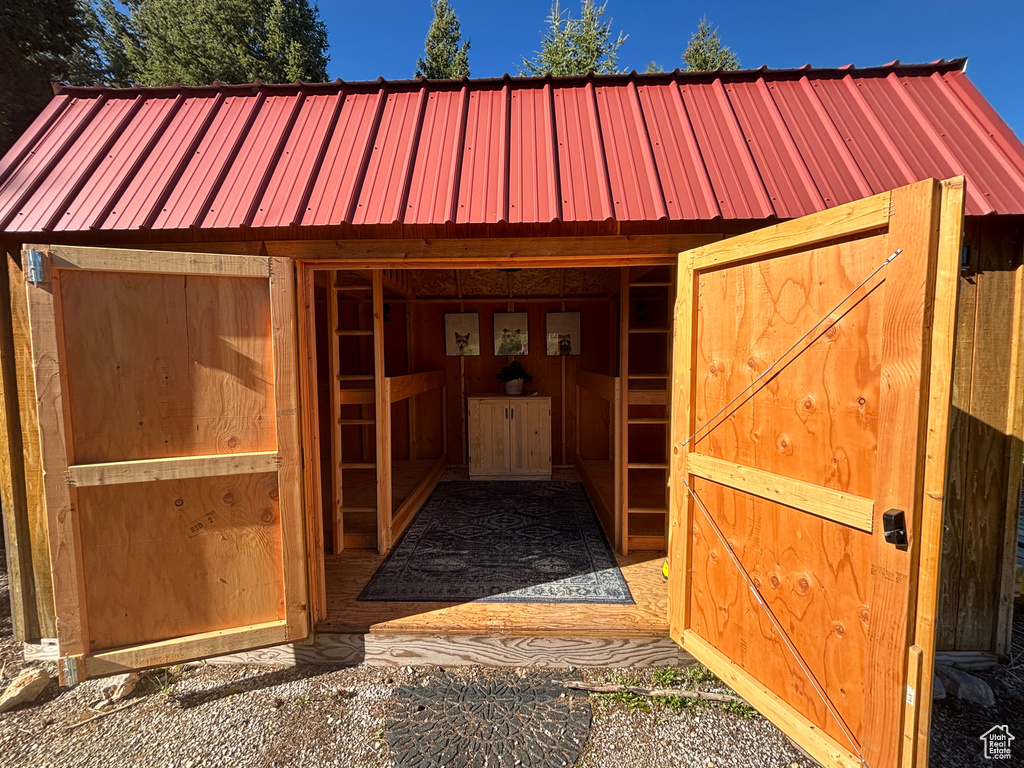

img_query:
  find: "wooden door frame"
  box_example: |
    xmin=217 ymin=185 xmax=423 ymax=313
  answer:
xmin=295 ymin=248 xmax=701 ymax=624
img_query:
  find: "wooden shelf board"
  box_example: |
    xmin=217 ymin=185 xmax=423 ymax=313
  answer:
xmin=627 ymin=535 xmax=667 ymax=551
xmin=343 ymin=533 xmax=377 ymax=549
xmin=627 ymin=390 xmax=667 ymax=405
xmin=628 ymin=327 xmax=670 ymax=334
xmin=628 ymin=478 xmax=668 ymax=513
xmin=627 ymin=379 xmax=668 ymax=391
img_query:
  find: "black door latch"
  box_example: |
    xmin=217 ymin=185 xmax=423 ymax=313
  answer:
xmin=882 ymin=509 xmax=908 ymax=549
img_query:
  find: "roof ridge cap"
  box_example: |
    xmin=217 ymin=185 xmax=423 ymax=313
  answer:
xmin=50 ymin=58 xmax=970 ymax=97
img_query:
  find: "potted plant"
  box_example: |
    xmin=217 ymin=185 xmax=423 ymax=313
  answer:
xmin=496 ymin=359 xmax=533 ymax=396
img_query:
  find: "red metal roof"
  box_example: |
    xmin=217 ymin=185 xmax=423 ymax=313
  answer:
xmin=2 ymin=59 xmax=1023 ymax=235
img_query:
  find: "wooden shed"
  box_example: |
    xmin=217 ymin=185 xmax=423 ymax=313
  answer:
xmin=1 ymin=59 xmax=1022 ymax=768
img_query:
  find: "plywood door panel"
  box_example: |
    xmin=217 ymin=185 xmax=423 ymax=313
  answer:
xmin=78 ymin=473 xmax=284 ymax=650
xmin=692 ymin=234 xmax=887 ymax=500
xmin=668 ymin=179 xmax=963 ymax=768
xmin=687 ymin=476 xmax=872 ymax=748
xmin=510 ymin=399 xmax=552 ymax=475
xmin=468 ymin=398 xmax=509 ymax=476
xmin=59 ymin=271 xmax=276 ymax=464
xmin=24 ymin=244 xmax=308 ymax=681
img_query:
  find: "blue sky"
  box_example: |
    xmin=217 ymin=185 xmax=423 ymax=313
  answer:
xmin=318 ymin=0 xmax=1023 ymax=134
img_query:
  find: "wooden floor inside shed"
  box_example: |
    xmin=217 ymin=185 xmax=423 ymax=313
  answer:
xmin=318 ymin=548 xmax=669 ymax=636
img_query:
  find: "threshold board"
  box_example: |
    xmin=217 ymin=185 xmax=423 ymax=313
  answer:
xmin=208 ymin=632 xmax=691 ymax=668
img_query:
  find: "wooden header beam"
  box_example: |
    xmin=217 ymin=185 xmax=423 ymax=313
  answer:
xmin=265 ymin=234 xmax=721 ymax=268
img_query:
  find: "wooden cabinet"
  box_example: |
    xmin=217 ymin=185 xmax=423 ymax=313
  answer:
xmin=468 ymin=395 xmax=551 ymax=479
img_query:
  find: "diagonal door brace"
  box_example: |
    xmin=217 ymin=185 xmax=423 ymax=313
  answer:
xmin=682 ymin=477 xmax=870 ymax=768
xmin=684 ymin=248 xmax=902 ymax=449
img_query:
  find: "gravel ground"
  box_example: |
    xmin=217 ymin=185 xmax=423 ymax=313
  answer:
xmin=1 ymin=538 xmax=1020 ymax=767
xmin=930 ymin=605 xmax=1024 ymax=766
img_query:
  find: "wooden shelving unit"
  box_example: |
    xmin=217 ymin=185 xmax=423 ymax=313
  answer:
xmin=619 ymin=266 xmax=675 ymax=553
xmin=327 ymin=269 xmax=445 ymax=556
xmin=329 ymin=272 xmax=378 ymax=553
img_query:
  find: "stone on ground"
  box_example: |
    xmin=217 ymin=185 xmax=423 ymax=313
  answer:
xmin=102 ymin=672 xmax=140 ymax=703
xmin=935 ymin=664 xmax=994 ymax=707
xmin=0 ymin=668 xmax=50 ymax=713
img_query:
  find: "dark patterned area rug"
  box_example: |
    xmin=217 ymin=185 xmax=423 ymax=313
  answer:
xmin=386 ymin=670 xmax=591 ymax=768
xmin=358 ymin=481 xmax=634 ymax=604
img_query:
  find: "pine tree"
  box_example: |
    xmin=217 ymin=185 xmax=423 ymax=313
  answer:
xmin=264 ymin=0 xmax=331 ymax=83
xmin=643 ymin=61 xmax=664 ymax=74
xmin=519 ymin=0 xmax=627 ymax=77
xmin=95 ymin=0 xmax=330 ymax=87
xmin=415 ymin=0 xmax=470 ymax=80
xmin=681 ymin=17 xmax=740 ymax=72
xmin=0 ymin=1 xmax=105 ymax=153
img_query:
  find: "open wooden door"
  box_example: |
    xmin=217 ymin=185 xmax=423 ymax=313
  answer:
xmin=24 ymin=245 xmax=308 ymax=682
xmin=668 ymin=178 xmax=964 ymax=768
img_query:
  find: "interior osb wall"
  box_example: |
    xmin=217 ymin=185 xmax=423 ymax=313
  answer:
xmin=0 ymin=226 xmax=1021 ymax=656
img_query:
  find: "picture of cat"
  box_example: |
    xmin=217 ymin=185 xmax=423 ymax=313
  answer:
xmin=444 ymin=313 xmax=480 ymax=356
xmin=493 ymin=313 xmax=529 ymax=355
xmin=545 ymin=312 xmax=581 ymax=355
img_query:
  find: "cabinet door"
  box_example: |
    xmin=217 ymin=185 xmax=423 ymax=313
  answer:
xmin=510 ymin=400 xmax=551 ymax=475
xmin=469 ymin=399 xmax=510 ymax=476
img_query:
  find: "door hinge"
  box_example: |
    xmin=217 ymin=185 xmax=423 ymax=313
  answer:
xmin=25 ymin=249 xmax=48 ymax=286
xmin=62 ymin=657 xmax=80 ymax=686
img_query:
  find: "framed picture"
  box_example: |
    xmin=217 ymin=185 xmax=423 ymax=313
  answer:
xmin=546 ymin=312 xmax=581 ymax=355
xmin=493 ymin=312 xmax=529 ymax=355
xmin=444 ymin=313 xmax=480 ymax=356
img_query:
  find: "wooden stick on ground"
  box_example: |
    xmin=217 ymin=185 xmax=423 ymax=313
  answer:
xmin=64 ymin=699 xmax=143 ymax=731
xmin=562 ymin=681 xmax=745 ymax=704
